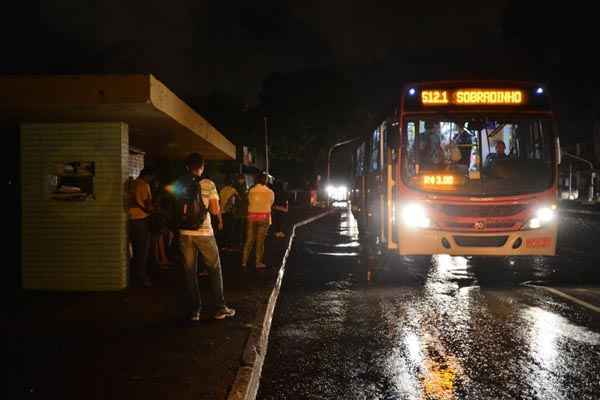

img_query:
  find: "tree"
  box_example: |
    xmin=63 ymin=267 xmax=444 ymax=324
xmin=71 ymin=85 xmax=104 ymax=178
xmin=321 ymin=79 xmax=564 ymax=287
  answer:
xmin=258 ymin=68 xmax=362 ymax=181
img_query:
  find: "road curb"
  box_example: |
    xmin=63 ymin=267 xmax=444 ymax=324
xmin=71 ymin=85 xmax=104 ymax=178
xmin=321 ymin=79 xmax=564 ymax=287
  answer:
xmin=227 ymin=209 xmax=336 ymax=400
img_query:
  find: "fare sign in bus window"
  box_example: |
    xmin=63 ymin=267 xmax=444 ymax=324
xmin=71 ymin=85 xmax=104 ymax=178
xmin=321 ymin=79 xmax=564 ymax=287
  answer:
xmin=421 ymin=89 xmax=524 ymax=106
xmin=423 ymin=175 xmax=454 ymax=185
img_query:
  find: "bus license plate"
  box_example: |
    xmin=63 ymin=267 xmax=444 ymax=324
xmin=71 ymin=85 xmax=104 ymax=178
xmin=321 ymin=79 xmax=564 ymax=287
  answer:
xmin=525 ymin=237 xmax=552 ymax=248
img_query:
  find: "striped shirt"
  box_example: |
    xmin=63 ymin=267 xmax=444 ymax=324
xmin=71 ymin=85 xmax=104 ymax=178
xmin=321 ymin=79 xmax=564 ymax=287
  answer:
xmin=180 ymin=178 xmax=219 ymax=237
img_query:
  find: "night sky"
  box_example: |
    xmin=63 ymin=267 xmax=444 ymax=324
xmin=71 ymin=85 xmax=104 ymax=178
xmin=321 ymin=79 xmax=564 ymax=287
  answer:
xmin=3 ymin=1 xmax=599 ymax=182
xmin=3 ymin=1 xmax=524 ymax=102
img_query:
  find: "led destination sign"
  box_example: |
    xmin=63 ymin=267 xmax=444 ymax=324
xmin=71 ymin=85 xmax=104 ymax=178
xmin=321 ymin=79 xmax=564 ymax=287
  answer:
xmin=421 ymin=89 xmax=524 ymax=106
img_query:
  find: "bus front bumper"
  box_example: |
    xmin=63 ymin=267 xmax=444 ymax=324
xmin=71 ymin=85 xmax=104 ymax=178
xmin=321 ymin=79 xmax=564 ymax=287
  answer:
xmin=397 ymin=224 xmax=557 ymax=256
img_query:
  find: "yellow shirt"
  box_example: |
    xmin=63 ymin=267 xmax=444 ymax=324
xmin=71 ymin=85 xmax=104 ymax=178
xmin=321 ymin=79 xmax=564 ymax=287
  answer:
xmin=247 ymin=184 xmax=274 ymax=214
xmin=127 ymin=178 xmax=152 ymax=220
xmin=219 ymin=185 xmax=239 ymax=214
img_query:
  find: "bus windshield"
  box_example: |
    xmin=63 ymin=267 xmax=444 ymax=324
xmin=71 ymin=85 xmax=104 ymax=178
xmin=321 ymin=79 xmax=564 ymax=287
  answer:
xmin=402 ymin=116 xmax=555 ymax=196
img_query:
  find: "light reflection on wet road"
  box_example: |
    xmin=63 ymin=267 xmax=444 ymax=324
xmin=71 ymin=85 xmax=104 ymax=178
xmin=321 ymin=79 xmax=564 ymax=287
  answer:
xmin=258 ymin=209 xmax=600 ymax=400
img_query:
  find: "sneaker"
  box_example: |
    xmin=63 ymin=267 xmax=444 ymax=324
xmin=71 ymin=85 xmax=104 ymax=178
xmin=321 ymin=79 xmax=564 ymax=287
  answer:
xmin=214 ymin=306 xmax=236 ymax=320
xmin=189 ymin=311 xmax=202 ymax=322
xmin=275 ymin=232 xmax=285 ymax=238
xmin=198 ymin=270 xmax=209 ymax=277
xmin=255 ymin=262 xmax=268 ymax=269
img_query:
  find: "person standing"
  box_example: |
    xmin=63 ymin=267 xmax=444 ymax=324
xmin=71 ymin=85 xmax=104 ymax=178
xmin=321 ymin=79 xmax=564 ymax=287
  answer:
xmin=233 ymin=173 xmax=249 ymax=250
xmin=484 ymin=140 xmax=508 ymax=168
xmin=127 ymin=168 xmax=155 ymax=287
xmin=272 ymin=180 xmax=289 ymax=238
xmin=242 ymin=173 xmax=274 ymax=269
xmin=151 ymin=184 xmax=175 ymax=268
xmin=219 ymin=176 xmax=240 ymax=250
xmin=177 ymin=153 xmax=235 ymax=321
xmin=309 ymin=180 xmax=318 ymax=207
xmin=452 ymin=125 xmax=473 ymax=164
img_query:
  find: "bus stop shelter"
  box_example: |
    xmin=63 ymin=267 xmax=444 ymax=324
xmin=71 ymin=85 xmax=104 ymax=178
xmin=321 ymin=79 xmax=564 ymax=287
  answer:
xmin=1 ymin=74 xmax=235 ymax=290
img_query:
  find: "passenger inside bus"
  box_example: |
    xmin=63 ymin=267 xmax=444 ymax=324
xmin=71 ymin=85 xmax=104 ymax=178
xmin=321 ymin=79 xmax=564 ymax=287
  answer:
xmin=452 ymin=124 xmax=473 ymax=166
xmin=418 ymin=124 xmax=444 ymax=170
xmin=484 ymin=140 xmax=508 ymax=168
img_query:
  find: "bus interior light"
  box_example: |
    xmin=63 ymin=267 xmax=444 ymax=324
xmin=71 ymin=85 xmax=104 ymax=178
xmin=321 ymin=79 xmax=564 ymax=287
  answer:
xmin=409 ymin=88 xmax=416 ymax=96
xmin=536 ymin=87 xmax=544 ymax=94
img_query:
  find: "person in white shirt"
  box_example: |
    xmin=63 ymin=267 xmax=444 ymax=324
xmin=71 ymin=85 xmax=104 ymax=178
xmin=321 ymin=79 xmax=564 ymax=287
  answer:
xmin=242 ymin=173 xmax=274 ymax=269
xmin=178 ymin=153 xmax=235 ymax=322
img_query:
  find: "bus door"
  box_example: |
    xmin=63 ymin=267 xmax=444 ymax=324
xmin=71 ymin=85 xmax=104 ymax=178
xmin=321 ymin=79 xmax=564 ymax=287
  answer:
xmin=386 ymin=120 xmax=399 ymax=250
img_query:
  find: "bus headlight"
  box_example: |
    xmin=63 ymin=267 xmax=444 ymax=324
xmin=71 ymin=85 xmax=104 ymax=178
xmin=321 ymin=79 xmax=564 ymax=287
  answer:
xmin=527 ymin=206 xmax=555 ymax=229
xmin=401 ymin=203 xmax=431 ymax=228
xmin=326 ymin=185 xmax=348 ymax=201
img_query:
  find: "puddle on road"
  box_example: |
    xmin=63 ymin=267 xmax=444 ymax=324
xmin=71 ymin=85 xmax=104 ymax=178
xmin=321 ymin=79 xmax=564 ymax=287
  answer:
xmin=301 ymin=211 xmax=362 ymax=257
xmin=261 ymin=209 xmax=600 ymax=400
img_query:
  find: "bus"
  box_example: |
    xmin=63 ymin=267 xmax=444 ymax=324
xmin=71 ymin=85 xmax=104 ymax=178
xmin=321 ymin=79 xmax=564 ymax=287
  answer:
xmin=351 ymin=81 xmax=560 ymax=256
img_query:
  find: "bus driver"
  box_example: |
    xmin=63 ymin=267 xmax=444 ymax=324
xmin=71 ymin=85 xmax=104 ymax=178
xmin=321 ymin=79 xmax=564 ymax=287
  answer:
xmin=485 ymin=140 xmax=508 ymax=167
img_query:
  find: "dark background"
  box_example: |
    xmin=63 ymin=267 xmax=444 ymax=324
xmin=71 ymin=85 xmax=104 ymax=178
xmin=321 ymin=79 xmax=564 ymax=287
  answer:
xmin=3 ymin=1 xmax=599 ymax=185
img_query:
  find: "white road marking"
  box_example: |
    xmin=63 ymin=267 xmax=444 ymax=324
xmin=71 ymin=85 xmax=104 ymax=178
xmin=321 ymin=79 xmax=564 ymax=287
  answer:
xmin=523 ymin=283 xmax=600 ymax=313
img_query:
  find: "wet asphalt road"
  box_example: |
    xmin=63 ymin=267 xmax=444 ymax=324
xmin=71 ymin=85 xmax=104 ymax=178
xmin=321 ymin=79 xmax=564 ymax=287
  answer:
xmin=258 ymin=209 xmax=600 ymax=400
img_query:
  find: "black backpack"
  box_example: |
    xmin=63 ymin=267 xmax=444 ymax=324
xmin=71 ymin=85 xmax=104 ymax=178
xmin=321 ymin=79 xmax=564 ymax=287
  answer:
xmin=174 ymin=174 xmax=208 ymax=230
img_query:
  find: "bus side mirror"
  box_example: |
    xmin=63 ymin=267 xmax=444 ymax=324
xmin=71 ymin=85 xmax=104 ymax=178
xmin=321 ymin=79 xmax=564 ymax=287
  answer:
xmin=556 ymin=136 xmax=562 ymax=165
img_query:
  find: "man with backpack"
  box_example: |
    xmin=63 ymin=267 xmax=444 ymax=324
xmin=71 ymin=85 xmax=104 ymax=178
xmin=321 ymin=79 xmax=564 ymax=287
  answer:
xmin=176 ymin=153 xmax=235 ymax=322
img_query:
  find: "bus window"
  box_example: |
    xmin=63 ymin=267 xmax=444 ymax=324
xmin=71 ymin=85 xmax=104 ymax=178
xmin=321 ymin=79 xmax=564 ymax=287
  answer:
xmin=405 ymin=122 xmax=417 ymax=176
xmin=403 ymin=117 xmax=554 ymax=195
xmin=370 ymin=128 xmax=381 ymax=172
xmin=483 ymin=122 xmax=551 ymax=166
xmin=356 ymin=143 xmax=366 ymax=177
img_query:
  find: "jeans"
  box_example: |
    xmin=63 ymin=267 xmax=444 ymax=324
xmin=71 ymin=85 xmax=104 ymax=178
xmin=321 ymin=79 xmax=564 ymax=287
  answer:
xmin=179 ymin=235 xmax=225 ymax=313
xmin=129 ymin=218 xmax=151 ymax=284
xmin=235 ymin=216 xmax=245 ymax=247
xmin=242 ymin=220 xmax=270 ymax=265
xmin=221 ymin=213 xmax=237 ymax=247
xmin=272 ymin=210 xmax=287 ymax=233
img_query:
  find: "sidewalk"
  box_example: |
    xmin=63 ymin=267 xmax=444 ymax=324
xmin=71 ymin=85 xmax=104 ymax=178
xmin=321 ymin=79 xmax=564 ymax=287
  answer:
xmin=9 ymin=207 xmax=327 ymax=400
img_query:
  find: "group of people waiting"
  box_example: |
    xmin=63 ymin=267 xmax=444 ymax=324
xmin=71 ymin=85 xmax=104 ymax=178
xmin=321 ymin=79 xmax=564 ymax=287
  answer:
xmin=126 ymin=152 xmax=289 ymax=322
